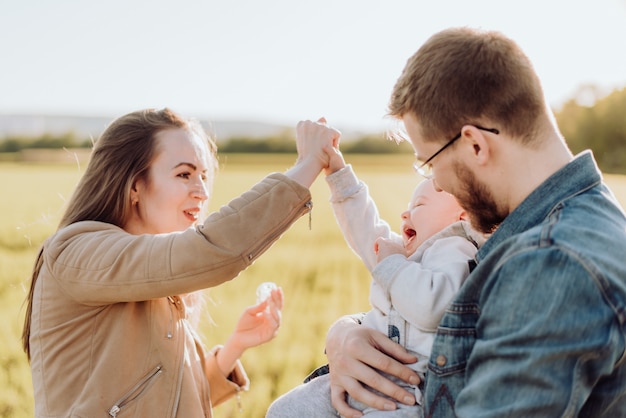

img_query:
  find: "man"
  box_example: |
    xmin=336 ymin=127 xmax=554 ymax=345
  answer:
xmin=325 ymin=27 xmax=626 ymax=418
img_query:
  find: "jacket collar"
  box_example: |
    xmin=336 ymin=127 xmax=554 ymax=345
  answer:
xmin=476 ymin=150 xmax=602 ymax=262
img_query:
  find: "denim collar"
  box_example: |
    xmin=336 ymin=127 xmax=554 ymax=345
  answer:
xmin=476 ymin=150 xmax=602 ymax=262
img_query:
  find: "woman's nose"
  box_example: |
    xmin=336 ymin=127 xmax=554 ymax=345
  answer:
xmin=191 ymin=182 xmax=209 ymax=200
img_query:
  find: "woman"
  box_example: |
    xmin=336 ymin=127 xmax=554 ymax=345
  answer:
xmin=22 ymin=108 xmax=338 ymax=417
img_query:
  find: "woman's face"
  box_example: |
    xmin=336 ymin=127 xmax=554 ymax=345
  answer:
xmin=124 ymin=128 xmax=212 ymax=235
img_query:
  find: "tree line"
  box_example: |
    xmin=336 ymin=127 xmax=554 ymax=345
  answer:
xmin=0 ymin=126 xmax=414 ymax=156
xmin=555 ymin=86 xmax=626 ymax=174
xmin=1 ymin=86 xmax=625 ymax=173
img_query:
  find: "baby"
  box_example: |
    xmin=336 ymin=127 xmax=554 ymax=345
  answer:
xmin=267 ymin=144 xmax=485 ymax=417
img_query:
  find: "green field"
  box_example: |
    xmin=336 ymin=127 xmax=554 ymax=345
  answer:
xmin=2 ymin=154 xmax=626 ymax=418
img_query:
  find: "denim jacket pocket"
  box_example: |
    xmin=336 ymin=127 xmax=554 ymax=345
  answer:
xmin=425 ymin=303 xmax=479 ymax=416
xmin=429 ymin=302 xmax=479 ymax=376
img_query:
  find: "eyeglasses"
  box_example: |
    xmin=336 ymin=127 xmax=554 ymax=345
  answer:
xmin=413 ymin=125 xmax=499 ymax=179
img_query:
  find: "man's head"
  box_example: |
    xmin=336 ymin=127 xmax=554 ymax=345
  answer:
xmin=389 ymin=27 xmax=560 ymax=233
xmin=389 ymin=27 xmax=547 ymax=144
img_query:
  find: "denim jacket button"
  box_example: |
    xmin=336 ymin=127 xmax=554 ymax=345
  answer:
xmin=436 ymin=354 xmax=447 ymax=366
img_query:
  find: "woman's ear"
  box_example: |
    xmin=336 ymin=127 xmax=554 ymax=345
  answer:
xmin=459 ymin=209 xmax=468 ymax=221
xmin=130 ymin=181 xmax=140 ymax=206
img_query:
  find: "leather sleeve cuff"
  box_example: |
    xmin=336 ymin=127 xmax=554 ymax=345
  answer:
xmin=205 ymin=345 xmax=250 ymax=407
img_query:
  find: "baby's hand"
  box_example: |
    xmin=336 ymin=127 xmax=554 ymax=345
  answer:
xmin=374 ymin=237 xmax=407 ymax=263
xmin=322 ymin=144 xmax=346 ymax=175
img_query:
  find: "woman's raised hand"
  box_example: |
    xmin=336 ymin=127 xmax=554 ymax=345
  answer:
xmin=296 ymin=117 xmax=341 ymax=172
xmin=285 ymin=118 xmax=341 ymax=188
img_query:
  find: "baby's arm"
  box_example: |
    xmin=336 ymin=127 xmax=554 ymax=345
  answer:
xmin=324 ymin=161 xmax=399 ymax=271
xmin=374 ymin=236 xmax=477 ymax=331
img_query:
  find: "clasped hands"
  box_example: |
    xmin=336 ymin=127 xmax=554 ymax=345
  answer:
xmin=295 ymin=117 xmax=341 ymax=175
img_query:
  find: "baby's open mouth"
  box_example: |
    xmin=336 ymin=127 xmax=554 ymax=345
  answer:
xmin=404 ymin=227 xmax=416 ymax=242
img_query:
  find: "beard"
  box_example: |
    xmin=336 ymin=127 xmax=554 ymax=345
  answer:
xmin=453 ymin=163 xmax=506 ymax=234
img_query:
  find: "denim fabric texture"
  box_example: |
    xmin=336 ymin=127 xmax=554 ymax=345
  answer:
xmin=424 ymin=151 xmax=626 ymax=417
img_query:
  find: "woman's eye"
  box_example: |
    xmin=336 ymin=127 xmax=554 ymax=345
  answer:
xmin=201 ymin=174 xmax=208 ymax=182
xmin=177 ymin=172 xmax=191 ymax=179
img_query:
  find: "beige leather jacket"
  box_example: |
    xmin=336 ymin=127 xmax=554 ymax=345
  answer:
xmin=29 ymin=173 xmax=312 ymax=417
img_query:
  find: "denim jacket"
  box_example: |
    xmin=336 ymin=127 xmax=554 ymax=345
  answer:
xmin=424 ymin=151 xmax=626 ymax=417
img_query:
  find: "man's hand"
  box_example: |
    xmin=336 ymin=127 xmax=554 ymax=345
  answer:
xmin=325 ymin=316 xmax=420 ymax=417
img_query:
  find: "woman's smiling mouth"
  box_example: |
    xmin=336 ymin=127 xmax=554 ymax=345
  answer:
xmin=184 ymin=209 xmax=200 ymax=222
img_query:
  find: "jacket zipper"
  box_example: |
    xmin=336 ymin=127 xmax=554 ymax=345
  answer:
xmin=108 ymin=365 xmax=163 ymax=417
xmin=306 ymin=200 xmax=313 ymax=230
xmin=170 ymin=337 xmax=185 ymax=417
xmin=169 ymin=296 xmax=186 ymax=417
xmin=166 ymin=296 xmax=176 ymax=339
xmin=236 ymin=386 xmax=243 ymax=413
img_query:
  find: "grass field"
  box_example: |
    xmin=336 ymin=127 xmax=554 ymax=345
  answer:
xmin=1 ymin=154 xmax=626 ymax=418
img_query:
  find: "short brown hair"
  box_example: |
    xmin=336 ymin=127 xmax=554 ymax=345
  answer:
xmin=388 ymin=27 xmax=548 ymax=144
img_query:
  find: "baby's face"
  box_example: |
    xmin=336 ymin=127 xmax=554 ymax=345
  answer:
xmin=400 ymin=179 xmax=465 ymax=254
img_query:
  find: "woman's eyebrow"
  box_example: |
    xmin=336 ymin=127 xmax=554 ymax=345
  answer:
xmin=173 ymin=162 xmax=208 ymax=174
xmin=173 ymin=162 xmax=197 ymax=170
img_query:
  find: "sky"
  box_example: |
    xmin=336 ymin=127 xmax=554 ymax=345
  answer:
xmin=1 ymin=0 xmax=626 ymax=132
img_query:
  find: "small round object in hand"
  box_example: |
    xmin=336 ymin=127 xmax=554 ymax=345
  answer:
xmin=256 ymin=282 xmax=278 ymax=304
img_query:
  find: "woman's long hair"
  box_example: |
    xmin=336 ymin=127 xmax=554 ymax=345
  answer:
xmin=22 ymin=108 xmax=217 ymax=359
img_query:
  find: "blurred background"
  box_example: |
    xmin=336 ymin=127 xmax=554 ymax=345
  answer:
xmin=2 ymin=1 xmax=626 ymax=417
xmin=1 ymin=0 xmax=626 ymax=152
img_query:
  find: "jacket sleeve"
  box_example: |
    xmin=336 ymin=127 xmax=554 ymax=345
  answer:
xmin=45 ymin=173 xmax=312 ymax=304
xmin=204 ymin=345 xmax=250 ymax=408
xmin=454 ymin=248 xmax=625 ymax=417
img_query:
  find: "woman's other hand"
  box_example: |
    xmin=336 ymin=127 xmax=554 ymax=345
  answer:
xmin=217 ymin=287 xmax=284 ymax=376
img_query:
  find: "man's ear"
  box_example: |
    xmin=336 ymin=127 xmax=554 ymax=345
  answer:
xmin=462 ymin=125 xmax=491 ymax=165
